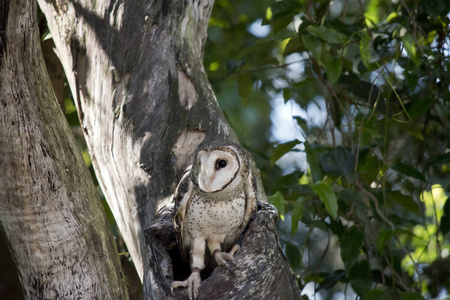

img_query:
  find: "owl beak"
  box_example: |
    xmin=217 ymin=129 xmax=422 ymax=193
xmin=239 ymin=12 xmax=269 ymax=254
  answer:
xmin=199 ymin=173 xmax=216 ymax=193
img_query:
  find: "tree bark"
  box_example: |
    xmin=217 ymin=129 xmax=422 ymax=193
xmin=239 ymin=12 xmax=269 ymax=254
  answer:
xmin=38 ymin=0 xmax=239 ymax=280
xmin=0 ymin=1 xmax=128 ymax=298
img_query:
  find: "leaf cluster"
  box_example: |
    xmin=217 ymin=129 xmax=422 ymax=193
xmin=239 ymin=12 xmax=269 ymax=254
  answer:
xmin=207 ymin=0 xmax=450 ymax=299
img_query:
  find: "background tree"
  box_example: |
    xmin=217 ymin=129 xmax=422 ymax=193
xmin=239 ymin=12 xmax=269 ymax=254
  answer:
xmin=0 ymin=1 xmax=128 ymax=298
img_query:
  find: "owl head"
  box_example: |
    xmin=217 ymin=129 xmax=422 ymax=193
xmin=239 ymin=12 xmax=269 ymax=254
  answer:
xmin=191 ymin=141 xmax=249 ymax=193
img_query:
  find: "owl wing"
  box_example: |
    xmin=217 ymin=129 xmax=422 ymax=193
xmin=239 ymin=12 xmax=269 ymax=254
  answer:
xmin=173 ymin=166 xmax=194 ymax=263
xmin=239 ymin=170 xmax=258 ymax=235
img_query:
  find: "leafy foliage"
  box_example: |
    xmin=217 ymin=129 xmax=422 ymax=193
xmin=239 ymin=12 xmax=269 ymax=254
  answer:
xmin=207 ymin=0 xmax=450 ymax=299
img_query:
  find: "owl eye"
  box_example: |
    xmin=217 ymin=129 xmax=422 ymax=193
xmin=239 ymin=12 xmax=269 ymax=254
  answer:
xmin=215 ymin=159 xmax=227 ymax=169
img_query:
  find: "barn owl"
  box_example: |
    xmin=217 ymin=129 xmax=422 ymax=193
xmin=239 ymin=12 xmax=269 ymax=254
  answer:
xmin=171 ymin=141 xmax=257 ymax=299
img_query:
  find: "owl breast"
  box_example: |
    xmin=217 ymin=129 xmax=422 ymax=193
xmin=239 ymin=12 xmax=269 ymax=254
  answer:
xmin=184 ymin=189 xmax=246 ymax=248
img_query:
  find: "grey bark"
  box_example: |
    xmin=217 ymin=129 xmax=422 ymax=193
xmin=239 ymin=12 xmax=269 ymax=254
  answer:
xmin=41 ymin=38 xmax=65 ymax=111
xmin=38 ymin=0 xmax=238 ymax=280
xmin=144 ymin=202 xmax=302 ymax=300
xmin=0 ymin=1 xmax=128 ymax=299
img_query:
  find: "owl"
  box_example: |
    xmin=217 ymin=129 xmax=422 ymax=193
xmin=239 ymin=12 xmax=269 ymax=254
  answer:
xmin=171 ymin=141 xmax=257 ymax=299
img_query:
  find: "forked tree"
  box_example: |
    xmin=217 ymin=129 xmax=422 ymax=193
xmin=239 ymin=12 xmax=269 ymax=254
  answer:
xmin=0 ymin=0 xmax=301 ymax=299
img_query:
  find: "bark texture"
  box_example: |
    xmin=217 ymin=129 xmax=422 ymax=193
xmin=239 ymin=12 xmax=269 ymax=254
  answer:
xmin=144 ymin=202 xmax=302 ymax=300
xmin=0 ymin=1 xmax=128 ymax=298
xmin=38 ymin=0 xmax=239 ymax=280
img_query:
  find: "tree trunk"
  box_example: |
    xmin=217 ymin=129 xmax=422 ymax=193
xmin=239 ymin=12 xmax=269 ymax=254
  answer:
xmin=38 ymin=0 xmax=239 ymax=280
xmin=0 ymin=1 xmax=128 ymax=298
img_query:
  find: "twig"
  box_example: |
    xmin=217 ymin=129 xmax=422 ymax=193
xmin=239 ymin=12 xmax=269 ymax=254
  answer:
xmin=243 ymin=59 xmax=311 ymax=74
xmin=354 ymin=72 xmax=382 ymax=174
xmin=325 ymin=81 xmax=354 ymax=151
xmin=382 ymin=251 xmax=410 ymax=291
xmin=358 ymin=183 xmax=423 ymax=291
xmin=315 ymin=228 xmax=331 ymax=276
xmin=359 ymin=185 xmax=394 ymax=231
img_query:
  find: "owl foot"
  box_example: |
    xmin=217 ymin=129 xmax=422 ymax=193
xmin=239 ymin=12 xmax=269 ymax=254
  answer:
xmin=171 ymin=268 xmax=201 ymax=300
xmin=213 ymin=244 xmax=240 ymax=274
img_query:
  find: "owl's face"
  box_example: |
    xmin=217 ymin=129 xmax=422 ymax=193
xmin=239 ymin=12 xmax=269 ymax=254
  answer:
xmin=194 ymin=143 xmax=247 ymax=193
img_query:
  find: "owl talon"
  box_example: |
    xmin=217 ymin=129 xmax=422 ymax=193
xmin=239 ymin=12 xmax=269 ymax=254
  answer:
xmin=213 ymin=244 xmax=240 ymax=274
xmin=221 ymin=260 xmax=236 ymax=275
xmin=171 ymin=270 xmax=201 ymax=300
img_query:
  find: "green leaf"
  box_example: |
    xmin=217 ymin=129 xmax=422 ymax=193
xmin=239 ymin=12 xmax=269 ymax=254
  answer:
xmin=363 ymin=288 xmax=389 ymax=300
xmin=303 ymin=272 xmax=325 ymax=284
xmin=398 ymin=291 xmax=426 ymax=300
xmin=271 ymin=170 xmax=304 ymax=194
xmin=340 ymin=226 xmax=364 ymax=271
xmin=339 ymin=73 xmax=380 ymax=102
xmin=391 ymin=162 xmax=426 ymax=182
xmin=403 ymin=34 xmax=416 ymax=58
xmin=360 ymin=31 xmax=371 ymax=69
xmin=349 ymin=260 xmax=371 ymax=297
xmin=269 ymin=0 xmax=302 ymax=33
xmin=317 ymin=270 xmax=346 ymax=291
xmin=268 ymin=191 xmax=285 ymax=217
xmin=386 ymin=12 xmax=399 ymax=23
xmin=291 ymin=77 xmax=319 ymax=107
xmin=282 ymin=88 xmax=292 ymax=102
xmin=65 ymin=111 xmax=81 ymax=127
xmin=388 ymin=191 xmax=420 ymax=215
xmin=326 ymin=56 xmax=342 ymax=83
xmin=364 ymin=0 xmax=381 ymax=24
xmin=305 ymin=220 xmax=329 ymax=232
xmin=426 ymin=30 xmax=436 ymax=45
xmin=408 ymin=97 xmax=435 ymax=120
xmin=291 ymin=197 xmax=306 ymax=234
xmin=310 ymin=181 xmax=338 ymax=219
xmin=284 ymin=36 xmax=303 ymax=55
xmin=306 ymin=25 xmax=347 ymax=44
xmin=285 ymin=242 xmax=301 ymax=270
xmin=293 ymin=116 xmax=307 ymax=132
xmin=305 ymin=142 xmax=327 ymax=182
xmin=399 ymin=123 xmax=424 ymax=141
xmin=358 ymin=154 xmax=379 ymax=184
xmin=405 ymin=72 xmax=419 ymax=91
xmin=64 ymin=97 xmax=77 ymax=114
xmin=338 ymin=189 xmax=368 ymax=220
xmin=403 ymin=34 xmax=420 ymax=68
xmin=306 ymin=39 xmax=342 ymax=83
xmin=301 ymin=35 xmax=322 ymax=60
xmin=375 ymin=228 xmax=394 ymax=253
xmin=270 ymin=139 xmax=301 ymax=166
xmin=320 ymin=147 xmax=356 ymax=183
xmin=338 ymin=189 xmax=367 ymax=208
